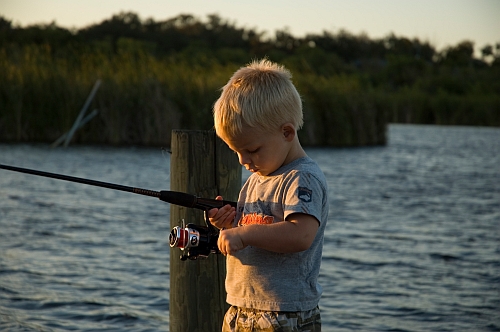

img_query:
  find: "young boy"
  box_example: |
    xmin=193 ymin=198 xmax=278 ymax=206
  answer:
xmin=208 ymin=59 xmax=328 ymax=331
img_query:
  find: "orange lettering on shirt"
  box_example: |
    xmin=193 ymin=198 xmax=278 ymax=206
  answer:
xmin=239 ymin=212 xmax=274 ymax=226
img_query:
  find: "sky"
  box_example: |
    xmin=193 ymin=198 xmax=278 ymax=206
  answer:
xmin=2 ymin=0 xmax=499 ymax=53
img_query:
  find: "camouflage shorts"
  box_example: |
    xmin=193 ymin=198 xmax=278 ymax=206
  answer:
xmin=222 ymin=305 xmax=321 ymax=332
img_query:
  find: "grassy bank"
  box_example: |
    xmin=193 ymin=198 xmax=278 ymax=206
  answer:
xmin=1 ymin=45 xmax=498 ymax=147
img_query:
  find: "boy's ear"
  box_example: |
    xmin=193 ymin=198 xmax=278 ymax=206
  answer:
xmin=282 ymin=123 xmax=296 ymax=142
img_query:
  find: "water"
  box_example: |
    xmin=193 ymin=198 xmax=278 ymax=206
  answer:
xmin=1 ymin=124 xmax=499 ymax=331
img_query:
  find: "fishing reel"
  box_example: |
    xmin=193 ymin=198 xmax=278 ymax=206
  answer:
xmin=167 ymin=195 xmax=236 ymax=261
xmin=169 ymin=217 xmax=220 ymax=261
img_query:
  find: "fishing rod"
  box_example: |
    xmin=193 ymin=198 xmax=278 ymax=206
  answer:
xmin=0 ymin=163 xmax=236 ymax=210
xmin=0 ymin=163 xmax=237 ymax=260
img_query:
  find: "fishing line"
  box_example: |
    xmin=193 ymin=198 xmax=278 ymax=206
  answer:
xmin=160 ymin=146 xmax=171 ymax=183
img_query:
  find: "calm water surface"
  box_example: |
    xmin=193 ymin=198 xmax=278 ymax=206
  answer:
xmin=1 ymin=124 xmax=499 ymax=331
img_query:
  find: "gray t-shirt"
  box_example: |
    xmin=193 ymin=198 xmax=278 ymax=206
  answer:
xmin=226 ymin=156 xmax=328 ymax=311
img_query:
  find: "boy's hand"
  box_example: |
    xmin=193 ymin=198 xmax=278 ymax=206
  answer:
xmin=218 ymin=228 xmax=246 ymax=256
xmin=208 ymin=196 xmax=236 ymax=230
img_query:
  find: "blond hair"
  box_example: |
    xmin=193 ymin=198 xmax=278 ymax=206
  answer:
xmin=213 ymin=59 xmax=303 ymax=139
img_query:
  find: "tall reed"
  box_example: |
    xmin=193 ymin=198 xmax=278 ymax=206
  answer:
xmin=296 ymin=74 xmax=387 ymax=146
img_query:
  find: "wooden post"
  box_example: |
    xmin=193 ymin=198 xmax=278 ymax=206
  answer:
xmin=169 ymin=130 xmax=241 ymax=332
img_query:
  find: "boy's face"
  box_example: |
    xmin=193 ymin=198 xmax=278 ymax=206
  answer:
xmin=220 ymin=124 xmax=294 ymax=176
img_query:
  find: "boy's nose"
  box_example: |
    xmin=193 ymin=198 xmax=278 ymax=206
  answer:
xmin=237 ymin=152 xmax=251 ymax=166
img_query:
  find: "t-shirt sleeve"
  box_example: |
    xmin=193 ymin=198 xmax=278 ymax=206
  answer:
xmin=282 ymin=171 xmax=325 ymax=224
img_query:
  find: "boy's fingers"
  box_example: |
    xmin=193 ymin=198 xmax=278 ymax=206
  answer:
xmin=207 ymin=207 xmax=218 ymax=218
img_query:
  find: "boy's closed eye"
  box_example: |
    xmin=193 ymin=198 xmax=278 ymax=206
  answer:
xmin=232 ymin=147 xmax=259 ymax=155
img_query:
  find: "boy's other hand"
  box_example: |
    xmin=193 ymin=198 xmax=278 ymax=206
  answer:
xmin=218 ymin=228 xmax=246 ymax=256
xmin=208 ymin=196 xmax=236 ymax=230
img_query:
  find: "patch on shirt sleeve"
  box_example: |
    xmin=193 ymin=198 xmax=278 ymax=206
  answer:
xmin=298 ymin=187 xmax=313 ymax=202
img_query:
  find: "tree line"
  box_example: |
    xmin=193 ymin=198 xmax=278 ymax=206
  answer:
xmin=0 ymin=12 xmax=498 ymax=146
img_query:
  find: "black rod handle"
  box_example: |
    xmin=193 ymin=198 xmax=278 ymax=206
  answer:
xmin=159 ymin=191 xmax=237 ymax=210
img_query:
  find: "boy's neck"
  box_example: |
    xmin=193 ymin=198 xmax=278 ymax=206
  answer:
xmin=283 ymin=140 xmax=307 ymax=166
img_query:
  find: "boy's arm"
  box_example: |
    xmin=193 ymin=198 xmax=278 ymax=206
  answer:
xmin=217 ymin=213 xmax=319 ymax=255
